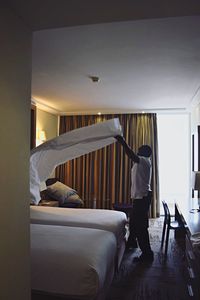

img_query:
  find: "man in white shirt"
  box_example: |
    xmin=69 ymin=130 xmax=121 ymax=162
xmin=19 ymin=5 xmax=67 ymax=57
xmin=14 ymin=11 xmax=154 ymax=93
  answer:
xmin=115 ymin=135 xmax=153 ymax=263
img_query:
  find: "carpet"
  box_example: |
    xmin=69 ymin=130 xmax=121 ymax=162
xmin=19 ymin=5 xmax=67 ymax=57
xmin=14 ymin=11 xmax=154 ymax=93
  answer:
xmin=106 ymin=218 xmax=189 ymax=300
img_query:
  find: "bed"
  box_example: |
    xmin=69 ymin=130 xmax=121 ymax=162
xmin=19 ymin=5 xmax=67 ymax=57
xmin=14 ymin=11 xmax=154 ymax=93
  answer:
xmin=30 ymin=206 xmax=128 ymax=269
xmin=31 ymin=224 xmax=117 ymax=300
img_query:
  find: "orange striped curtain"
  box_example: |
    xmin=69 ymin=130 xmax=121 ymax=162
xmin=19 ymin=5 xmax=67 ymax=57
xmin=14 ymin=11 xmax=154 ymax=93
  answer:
xmin=56 ymin=113 xmax=159 ymax=217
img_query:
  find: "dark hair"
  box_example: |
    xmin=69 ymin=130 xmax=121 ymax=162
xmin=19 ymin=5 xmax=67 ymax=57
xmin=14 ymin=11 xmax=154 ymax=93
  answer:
xmin=138 ymin=145 xmax=152 ymax=157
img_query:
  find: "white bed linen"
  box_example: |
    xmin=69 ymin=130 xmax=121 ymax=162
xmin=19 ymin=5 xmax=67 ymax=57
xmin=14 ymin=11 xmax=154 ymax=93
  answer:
xmin=31 ymin=224 xmax=116 ymax=299
xmin=30 ymin=206 xmax=127 ymax=247
xmin=30 ymin=118 xmax=122 ymax=205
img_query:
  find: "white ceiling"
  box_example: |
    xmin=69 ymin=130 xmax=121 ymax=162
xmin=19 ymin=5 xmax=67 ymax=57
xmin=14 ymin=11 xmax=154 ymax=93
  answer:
xmin=7 ymin=1 xmax=200 ymax=114
xmin=32 ymin=16 xmax=200 ymax=115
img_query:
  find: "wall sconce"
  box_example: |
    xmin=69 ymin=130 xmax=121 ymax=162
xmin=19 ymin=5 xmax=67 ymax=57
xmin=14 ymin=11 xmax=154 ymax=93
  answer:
xmin=36 ymin=129 xmax=47 ymax=146
xmin=39 ymin=130 xmax=46 ymax=142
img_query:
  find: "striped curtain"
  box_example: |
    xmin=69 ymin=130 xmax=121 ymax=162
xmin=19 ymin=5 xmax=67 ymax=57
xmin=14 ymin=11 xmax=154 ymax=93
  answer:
xmin=56 ymin=113 xmax=160 ymax=217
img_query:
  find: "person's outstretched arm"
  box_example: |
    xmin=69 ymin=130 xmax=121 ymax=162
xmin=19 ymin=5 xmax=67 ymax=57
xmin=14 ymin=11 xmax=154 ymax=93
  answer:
xmin=115 ymin=135 xmax=139 ymax=163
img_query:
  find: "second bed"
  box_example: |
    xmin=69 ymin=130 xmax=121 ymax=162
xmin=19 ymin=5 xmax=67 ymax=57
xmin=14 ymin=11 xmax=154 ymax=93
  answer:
xmin=30 ymin=206 xmax=128 ymax=268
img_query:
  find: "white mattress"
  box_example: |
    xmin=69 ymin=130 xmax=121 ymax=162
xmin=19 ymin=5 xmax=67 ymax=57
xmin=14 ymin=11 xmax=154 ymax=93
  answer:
xmin=30 ymin=206 xmax=127 ymax=247
xmin=31 ymin=224 xmax=116 ymax=299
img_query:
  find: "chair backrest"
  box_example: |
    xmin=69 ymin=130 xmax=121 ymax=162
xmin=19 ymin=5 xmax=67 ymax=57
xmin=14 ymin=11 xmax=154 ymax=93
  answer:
xmin=162 ymin=200 xmax=171 ymax=226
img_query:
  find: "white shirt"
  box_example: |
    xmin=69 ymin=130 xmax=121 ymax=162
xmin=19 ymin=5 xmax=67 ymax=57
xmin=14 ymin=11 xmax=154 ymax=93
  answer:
xmin=131 ymin=156 xmax=152 ymax=199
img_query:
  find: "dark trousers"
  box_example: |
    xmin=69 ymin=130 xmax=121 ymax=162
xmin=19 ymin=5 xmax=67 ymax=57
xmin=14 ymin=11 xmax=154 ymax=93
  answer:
xmin=129 ymin=192 xmax=152 ymax=255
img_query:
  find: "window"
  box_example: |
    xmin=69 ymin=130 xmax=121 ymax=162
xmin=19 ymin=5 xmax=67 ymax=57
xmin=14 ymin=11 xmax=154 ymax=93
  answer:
xmin=157 ymin=114 xmax=190 ymax=215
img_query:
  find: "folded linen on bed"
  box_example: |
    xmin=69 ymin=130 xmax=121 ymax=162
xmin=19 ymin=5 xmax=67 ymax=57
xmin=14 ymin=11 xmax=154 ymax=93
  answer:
xmin=30 ymin=206 xmax=127 ymax=247
xmin=30 ymin=118 xmax=122 ymax=205
xmin=31 ymin=224 xmax=117 ymax=299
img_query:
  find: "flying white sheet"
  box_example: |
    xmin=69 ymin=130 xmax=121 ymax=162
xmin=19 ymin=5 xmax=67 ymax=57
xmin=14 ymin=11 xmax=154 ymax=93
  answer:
xmin=30 ymin=118 xmax=122 ymax=205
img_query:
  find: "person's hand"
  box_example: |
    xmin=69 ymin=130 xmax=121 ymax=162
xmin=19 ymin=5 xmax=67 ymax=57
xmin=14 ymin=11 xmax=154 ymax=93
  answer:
xmin=115 ymin=135 xmax=124 ymax=143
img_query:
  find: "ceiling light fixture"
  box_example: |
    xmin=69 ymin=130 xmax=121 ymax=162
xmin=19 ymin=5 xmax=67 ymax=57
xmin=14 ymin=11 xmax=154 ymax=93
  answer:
xmin=97 ymin=112 xmax=101 ymax=115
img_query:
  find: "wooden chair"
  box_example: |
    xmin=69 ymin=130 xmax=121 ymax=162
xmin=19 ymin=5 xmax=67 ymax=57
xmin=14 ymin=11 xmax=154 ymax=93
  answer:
xmin=161 ymin=200 xmax=183 ymax=257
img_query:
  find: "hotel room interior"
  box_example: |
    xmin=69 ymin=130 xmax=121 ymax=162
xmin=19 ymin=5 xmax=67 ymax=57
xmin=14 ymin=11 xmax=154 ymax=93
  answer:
xmin=2 ymin=1 xmax=200 ymax=299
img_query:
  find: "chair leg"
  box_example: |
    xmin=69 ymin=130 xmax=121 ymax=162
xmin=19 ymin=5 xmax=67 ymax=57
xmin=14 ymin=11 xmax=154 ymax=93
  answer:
xmin=161 ymin=222 xmax=166 ymax=249
xmin=165 ymin=226 xmax=170 ymax=257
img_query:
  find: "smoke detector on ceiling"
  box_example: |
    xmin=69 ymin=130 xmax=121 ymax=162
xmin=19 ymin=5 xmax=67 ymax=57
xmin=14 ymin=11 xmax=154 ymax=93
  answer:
xmin=89 ymin=76 xmax=100 ymax=83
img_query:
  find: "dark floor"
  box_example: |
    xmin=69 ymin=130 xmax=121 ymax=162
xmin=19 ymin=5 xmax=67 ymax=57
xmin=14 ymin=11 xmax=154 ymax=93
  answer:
xmin=106 ymin=218 xmax=189 ymax=300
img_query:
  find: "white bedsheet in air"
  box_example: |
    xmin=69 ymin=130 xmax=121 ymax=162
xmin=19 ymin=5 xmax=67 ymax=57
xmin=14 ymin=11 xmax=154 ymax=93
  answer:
xmin=30 ymin=118 xmax=122 ymax=205
xmin=31 ymin=224 xmax=116 ymax=299
xmin=30 ymin=206 xmax=127 ymax=247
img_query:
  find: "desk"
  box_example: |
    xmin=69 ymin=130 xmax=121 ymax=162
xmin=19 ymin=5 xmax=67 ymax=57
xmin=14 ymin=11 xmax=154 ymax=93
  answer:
xmin=175 ymin=199 xmax=200 ymax=299
xmin=175 ymin=199 xmax=200 ymax=236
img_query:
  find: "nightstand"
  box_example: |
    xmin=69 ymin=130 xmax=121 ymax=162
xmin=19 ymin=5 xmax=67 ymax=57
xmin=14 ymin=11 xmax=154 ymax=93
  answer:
xmin=38 ymin=200 xmax=59 ymax=207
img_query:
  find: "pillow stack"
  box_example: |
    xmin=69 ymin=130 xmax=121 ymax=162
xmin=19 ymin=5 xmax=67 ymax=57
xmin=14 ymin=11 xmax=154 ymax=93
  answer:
xmin=47 ymin=181 xmax=84 ymax=208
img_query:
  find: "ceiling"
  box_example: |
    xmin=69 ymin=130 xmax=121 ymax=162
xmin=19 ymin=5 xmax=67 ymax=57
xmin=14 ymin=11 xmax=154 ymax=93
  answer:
xmin=8 ymin=1 xmax=200 ymax=115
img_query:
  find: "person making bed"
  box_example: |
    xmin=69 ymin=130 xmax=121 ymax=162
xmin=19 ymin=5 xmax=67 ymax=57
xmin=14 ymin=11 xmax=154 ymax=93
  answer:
xmin=115 ymin=135 xmax=154 ymax=263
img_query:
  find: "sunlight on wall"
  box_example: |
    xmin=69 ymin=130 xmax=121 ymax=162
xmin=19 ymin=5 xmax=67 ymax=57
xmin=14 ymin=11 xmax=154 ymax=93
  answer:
xmin=157 ymin=114 xmax=190 ymax=214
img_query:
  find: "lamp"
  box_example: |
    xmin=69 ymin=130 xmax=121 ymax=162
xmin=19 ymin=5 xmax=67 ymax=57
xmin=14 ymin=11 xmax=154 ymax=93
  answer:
xmin=39 ymin=130 xmax=46 ymax=142
xmin=191 ymin=171 xmax=200 ymax=213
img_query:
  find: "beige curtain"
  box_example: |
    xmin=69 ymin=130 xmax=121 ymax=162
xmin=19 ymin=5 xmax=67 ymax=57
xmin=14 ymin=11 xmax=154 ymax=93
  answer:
xmin=56 ymin=114 xmax=160 ymax=217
